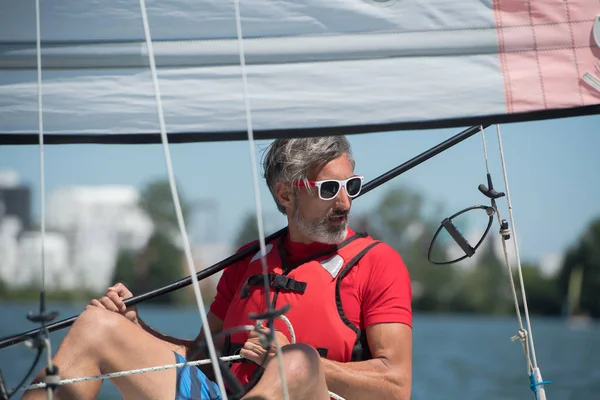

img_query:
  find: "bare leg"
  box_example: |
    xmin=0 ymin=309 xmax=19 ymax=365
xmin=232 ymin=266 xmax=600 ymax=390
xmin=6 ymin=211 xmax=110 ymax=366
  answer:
xmin=243 ymin=343 xmax=330 ymax=400
xmin=22 ymin=307 xmax=182 ymax=400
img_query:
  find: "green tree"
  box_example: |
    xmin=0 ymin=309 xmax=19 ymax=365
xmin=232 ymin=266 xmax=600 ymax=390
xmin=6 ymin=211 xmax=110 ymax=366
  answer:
xmin=234 ymin=212 xmax=260 ymax=249
xmin=367 ymin=185 xmax=454 ymax=311
xmin=370 ymin=185 xmax=429 ymax=251
xmin=451 ymin=238 xmax=512 ymax=314
xmin=514 ymin=263 xmax=562 ymax=316
xmin=557 ymin=216 xmax=600 ymax=318
xmin=111 ymin=179 xmax=190 ymax=305
xmin=139 ymin=180 xmax=191 ymax=235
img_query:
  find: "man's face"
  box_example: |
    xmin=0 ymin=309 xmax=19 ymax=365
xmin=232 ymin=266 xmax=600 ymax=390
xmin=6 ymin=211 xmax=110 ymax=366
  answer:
xmin=291 ymin=153 xmax=355 ymax=244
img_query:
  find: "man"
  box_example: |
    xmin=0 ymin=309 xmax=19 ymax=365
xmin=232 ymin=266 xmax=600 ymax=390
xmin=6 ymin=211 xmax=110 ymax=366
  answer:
xmin=23 ymin=135 xmax=412 ymax=400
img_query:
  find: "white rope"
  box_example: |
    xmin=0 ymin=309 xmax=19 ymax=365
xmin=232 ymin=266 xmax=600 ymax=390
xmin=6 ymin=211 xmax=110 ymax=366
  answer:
xmin=137 ymin=0 xmax=227 ymax=397
xmin=479 ymin=128 xmax=526 ymax=330
xmin=479 ymin=126 xmax=548 ymax=399
xmin=329 ymin=391 xmax=346 ymax=400
xmin=495 ymin=125 xmax=547 ymax=399
xmin=479 ymin=127 xmax=532 ymax=371
xmin=34 ymin=2 xmax=57 ymax=398
xmin=478 ymin=125 xmax=491 ymax=176
xmin=495 ymin=124 xmax=539 ymax=367
xmin=21 ymin=355 xmax=244 ymax=390
xmin=255 ymin=316 xmax=296 ymax=345
xmin=231 ymin=1 xmax=290 ymax=400
xmin=35 ymin=0 xmax=46 ymax=295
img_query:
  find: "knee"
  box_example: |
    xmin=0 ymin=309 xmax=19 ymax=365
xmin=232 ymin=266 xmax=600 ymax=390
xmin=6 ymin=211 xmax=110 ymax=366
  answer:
xmin=73 ymin=306 xmax=128 ymax=344
xmin=280 ymin=343 xmax=322 ymax=386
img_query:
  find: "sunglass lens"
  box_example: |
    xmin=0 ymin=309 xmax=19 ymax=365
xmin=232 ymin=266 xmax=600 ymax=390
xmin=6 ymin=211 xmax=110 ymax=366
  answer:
xmin=346 ymin=177 xmax=362 ymax=196
xmin=320 ymin=181 xmax=340 ymax=199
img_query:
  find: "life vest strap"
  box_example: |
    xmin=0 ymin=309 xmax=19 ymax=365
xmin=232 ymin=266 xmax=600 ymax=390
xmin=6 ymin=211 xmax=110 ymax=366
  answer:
xmin=240 ymin=273 xmax=307 ymax=299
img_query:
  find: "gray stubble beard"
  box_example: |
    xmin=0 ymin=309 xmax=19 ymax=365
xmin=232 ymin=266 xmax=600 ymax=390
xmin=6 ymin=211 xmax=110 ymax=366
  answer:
xmin=292 ymin=199 xmax=349 ymax=244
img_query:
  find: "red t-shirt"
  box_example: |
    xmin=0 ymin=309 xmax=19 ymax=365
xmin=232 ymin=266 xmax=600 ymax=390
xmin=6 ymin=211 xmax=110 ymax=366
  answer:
xmin=209 ymin=228 xmax=412 ymax=331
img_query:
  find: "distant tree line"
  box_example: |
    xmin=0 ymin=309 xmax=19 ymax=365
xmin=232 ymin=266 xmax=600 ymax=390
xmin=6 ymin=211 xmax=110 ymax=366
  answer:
xmin=349 ymin=185 xmax=599 ymax=319
xmin=232 ymin=184 xmax=599 ymax=319
xmin=107 ymin=179 xmax=599 ymax=319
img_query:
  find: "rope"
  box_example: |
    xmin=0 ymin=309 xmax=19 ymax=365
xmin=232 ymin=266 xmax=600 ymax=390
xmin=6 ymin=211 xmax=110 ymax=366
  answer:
xmin=494 ymin=125 xmax=550 ymax=399
xmin=479 ymin=126 xmax=550 ymax=399
xmin=479 ymin=129 xmax=527 ymax=340
xmin=479 ymin=128 xmax=531 ymax=369
xmin=255 ymin=315 xmax=296 ymax=345
xmin=231 ymin=1 xmax=290 ymax=399
xmin=494 ymin=124 xmax=540 ymax=369
xmin=34 ymin=1 xmax=59 ymax=399
xmin=137 ymin=0 xmax=227 ymax=396
xmin=34 ymin=0 xmax=46 ymax=296
xmin=21 ymin=356 xmax=244 ymax=390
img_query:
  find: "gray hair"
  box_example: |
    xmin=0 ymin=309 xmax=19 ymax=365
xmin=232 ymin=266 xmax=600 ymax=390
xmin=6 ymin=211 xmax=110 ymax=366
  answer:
xmin=262 ymin=136 xmax=355 ymax=214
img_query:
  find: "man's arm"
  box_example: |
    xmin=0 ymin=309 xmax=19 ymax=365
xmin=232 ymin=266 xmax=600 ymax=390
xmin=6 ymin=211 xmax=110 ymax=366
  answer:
xmin=92 ymin=283 xmax=202 ymax=354
xmin=98 ymin=282 xmax=227 ymax=364
xmin=321 ymin=322 xmax=412 ymax=400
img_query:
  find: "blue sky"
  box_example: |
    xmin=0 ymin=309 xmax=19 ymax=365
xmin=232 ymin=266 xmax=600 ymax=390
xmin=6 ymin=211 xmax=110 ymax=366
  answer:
xmin=1 ymin=115 xmax=599 ymax=267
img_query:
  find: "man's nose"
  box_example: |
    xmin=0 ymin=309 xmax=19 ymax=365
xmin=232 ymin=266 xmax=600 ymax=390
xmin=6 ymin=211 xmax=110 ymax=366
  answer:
xmin=334 ymin=186 xmax=352 ymax=210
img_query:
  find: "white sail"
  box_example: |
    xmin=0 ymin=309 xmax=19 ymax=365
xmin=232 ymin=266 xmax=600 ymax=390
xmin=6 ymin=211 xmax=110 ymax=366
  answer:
xmin=0 ymin=0 xmax=599 ymax=143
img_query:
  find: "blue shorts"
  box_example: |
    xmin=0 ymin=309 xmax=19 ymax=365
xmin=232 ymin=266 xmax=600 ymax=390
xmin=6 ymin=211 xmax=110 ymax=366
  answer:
xmin=174 ymin=352 xmax=222 ymax=400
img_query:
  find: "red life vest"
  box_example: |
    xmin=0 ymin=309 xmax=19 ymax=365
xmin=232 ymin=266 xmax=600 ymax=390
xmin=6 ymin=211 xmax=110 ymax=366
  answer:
xmin=221 ymin=231 xmax=381 ymax=386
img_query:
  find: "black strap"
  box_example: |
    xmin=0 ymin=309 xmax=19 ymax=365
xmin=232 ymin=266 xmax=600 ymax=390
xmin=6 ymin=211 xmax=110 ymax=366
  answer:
xmin=240 ymin=273 xmax=307 ymax=299
xmin=333 ymin=241 xmax=381 ymax=361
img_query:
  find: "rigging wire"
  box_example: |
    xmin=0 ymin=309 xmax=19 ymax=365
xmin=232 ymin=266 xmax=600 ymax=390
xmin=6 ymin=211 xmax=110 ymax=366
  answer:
xmin=5 ymin=348 xmax=42 ymax=399
xmin=137 ymin=0 xmax=228 ymax=397
xmin=479 ymin=126 xmax=527 ymax=335
xmin=479 ymin=126 xmax=548 ymax=399
xmin=479 ymin=127 xmax=530 ymax=363
xmin=2 ymin=2 xmax=57 ymax=398
xmin=232 ymin=0 xmax=290 ymax=398
xmin=35 ymin=0 xmax=46 ymax=299
xmin=494 ymin=125 xmax=548 ymax=399
xmin=15 ymin=1 xmax=62 ymax=399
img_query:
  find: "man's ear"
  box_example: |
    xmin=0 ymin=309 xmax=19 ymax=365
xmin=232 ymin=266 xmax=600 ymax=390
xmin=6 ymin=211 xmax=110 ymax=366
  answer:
xmin=275 ymin=182 xmax=294 ymax=210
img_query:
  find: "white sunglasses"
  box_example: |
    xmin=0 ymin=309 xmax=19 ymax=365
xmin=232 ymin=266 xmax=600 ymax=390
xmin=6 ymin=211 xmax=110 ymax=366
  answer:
xmin=293 ymin=175 xmax=364 ymax=200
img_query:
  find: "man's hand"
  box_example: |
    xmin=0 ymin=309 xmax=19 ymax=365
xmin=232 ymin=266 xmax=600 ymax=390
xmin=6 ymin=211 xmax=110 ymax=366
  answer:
xmin=88 ymin=282 xmax=139 ymax=325
xmin=240 ymin=325 xmax=290 ymax=366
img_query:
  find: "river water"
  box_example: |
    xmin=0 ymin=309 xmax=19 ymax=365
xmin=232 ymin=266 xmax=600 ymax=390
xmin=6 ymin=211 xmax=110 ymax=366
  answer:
xmin=0 ymin=302 xmax=598 ymax=399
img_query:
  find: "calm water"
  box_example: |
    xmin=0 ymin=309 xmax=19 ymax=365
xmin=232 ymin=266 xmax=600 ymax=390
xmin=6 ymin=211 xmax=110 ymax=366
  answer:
xmin=0 ymin=301 xmax=598 ymax=399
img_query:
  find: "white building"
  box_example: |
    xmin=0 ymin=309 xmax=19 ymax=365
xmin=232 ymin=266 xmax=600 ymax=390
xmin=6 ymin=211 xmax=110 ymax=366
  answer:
xmin=0 ymin=169 xmax=40 ymax=289
xmin=0 ymin=216 xmax=22 ymax=286
xmin=0 ymin=169 xmax=19 ymax=188
xmin=16 ymin=230 xmax=71 ymax=290
xmin=44 ymin=185 xmax=154 ymax=292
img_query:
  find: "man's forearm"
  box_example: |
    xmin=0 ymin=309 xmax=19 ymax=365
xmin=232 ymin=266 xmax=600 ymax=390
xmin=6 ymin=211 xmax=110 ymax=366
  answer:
xmin=320 ymin=357 xmax=410 ymax=400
